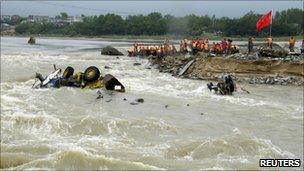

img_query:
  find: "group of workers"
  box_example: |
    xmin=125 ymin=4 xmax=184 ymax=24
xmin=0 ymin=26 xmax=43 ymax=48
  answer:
xmin=191 ymin=38 xmax=239 ymax=55
xmin=212 ymin=39 xmax=239 ymax=54
xmin=128 ymin=41 xmax=177 ymax=57
xmin=128 ymin=37 xmax=241 ymax=57
xmin=190 ymin=38 xmax=209 ymax=54
xmin=128 ymin=35 xmax=303 ymax=58
xmin=248 ymin=36 xmax=274 ymax=53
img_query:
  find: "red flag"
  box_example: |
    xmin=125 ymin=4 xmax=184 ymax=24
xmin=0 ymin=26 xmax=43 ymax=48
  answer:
xmin=256 ymin=10 xmax=272 ymax=32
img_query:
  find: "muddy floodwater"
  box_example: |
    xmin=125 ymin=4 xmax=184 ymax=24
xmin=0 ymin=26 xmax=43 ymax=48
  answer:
xmin=1 ymin=37 xmax=303 ymax=170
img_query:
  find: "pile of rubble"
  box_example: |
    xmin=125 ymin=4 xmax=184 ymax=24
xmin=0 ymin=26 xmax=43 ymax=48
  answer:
xmin=149 ymin=55 xmax=304 ymax=86
xmin=149 ymin=56 xmax=193 ymax=75
xmin=248 ymin=74 xmax=304 ymax=86
xmin=257 ymin=43 xmax=288 ymax=58
xmin=225 ymin=53 xmax=303 ymax=61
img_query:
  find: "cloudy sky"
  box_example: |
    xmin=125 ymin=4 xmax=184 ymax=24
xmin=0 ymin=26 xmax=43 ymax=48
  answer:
xmin=1 ymin=1 xmax=303 ymax=18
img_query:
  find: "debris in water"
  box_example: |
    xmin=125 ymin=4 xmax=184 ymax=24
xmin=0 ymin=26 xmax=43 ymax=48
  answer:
xmin=130 ymin=102 xmax=139 ymax=105
xmin=165 ymin=105 xmax=169 ymax=108
xmin=133 ymin=62 xmax=141 ymax=66
xmin=106 ymin=99 xmax=112 ymax=102
xmin=96 ymin=94 xmax=103 ymax=99
xmin=135 ymin=98 xmax=144 ymax=103
xmin=123 ymin=98 xmax=127 ymax=101
xmin=178 ymin=59 xmax=195 ymax=76
xmin=104 ymin=66 xmax=111 ymax=69
xmin=96 ymin=90 xmax=103 ymax=99
xmin=187 ymin=104 xmax=190 ymax=106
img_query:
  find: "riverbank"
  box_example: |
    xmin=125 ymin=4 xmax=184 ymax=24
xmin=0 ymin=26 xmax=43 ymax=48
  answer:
xmin=1 ymin=33 xmax=302 ymax=42
xmin=149 ymin=54 xmax=304 ymax=86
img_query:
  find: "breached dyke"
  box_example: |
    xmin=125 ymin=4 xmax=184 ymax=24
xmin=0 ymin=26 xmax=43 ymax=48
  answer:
xmin=149 ymin=55 xmax=304 ymax=86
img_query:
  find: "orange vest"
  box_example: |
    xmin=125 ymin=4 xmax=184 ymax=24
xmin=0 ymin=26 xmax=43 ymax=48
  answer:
xmin=200 ymin=43 xmax=204 ymax=50
xmin=192 ymin=41 xmax=197 ymax=48
xmin=204 ymin=43 xmax=208 ymax=50
xmin=289 ymin=38 xmax=296 ymax=45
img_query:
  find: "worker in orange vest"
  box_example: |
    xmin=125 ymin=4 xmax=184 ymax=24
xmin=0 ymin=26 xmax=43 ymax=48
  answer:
xmin=180 ymin=40 xmax=184 ymax=53
xmin=267 ymin=36 xmax=273 ymax=49
xmin=200 ymin=42 xmax=204 ymax=51
xmin=183 ymin=39 xmax=188 ymax=47
xmin=288 ymin=36 xmax=296 ymax=52
xmin=212 ymin=42 xmax=216 ymax=53
xmin=214 ymin=43 xmax=220 ymax=54
xmin=134 ymin=41 xmax=139 ymax=52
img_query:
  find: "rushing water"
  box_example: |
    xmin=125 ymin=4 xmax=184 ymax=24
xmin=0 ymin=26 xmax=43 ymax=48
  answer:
xmin=1 ymin=37 xmax=303 ymax=170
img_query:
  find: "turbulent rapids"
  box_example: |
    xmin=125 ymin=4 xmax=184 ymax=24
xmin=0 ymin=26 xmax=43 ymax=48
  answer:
xmin=1 ymin=37 xmax=303 ymax=170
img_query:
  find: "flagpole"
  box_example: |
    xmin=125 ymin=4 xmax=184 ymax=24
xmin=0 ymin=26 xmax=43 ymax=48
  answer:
xmin=269 ymin=23 xmax=272 ymax=36
xmin=269 ymin=10 xmax=272 ymax=36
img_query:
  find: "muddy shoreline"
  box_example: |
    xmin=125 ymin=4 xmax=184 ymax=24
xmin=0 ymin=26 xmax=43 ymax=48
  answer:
xmin=148 ymin=54 xmax=304 ymax=86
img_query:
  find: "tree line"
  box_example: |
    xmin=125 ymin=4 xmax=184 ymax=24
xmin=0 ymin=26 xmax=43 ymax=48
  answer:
xmin=15 ymin=8 xmax=303 ymax=37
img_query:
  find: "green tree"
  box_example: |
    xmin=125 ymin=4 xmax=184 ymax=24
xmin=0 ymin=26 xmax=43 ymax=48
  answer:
xmin=15 ymin=23 xmax=31 ymax=34
xmin=60 ymin=12 xmax=68 ymax=20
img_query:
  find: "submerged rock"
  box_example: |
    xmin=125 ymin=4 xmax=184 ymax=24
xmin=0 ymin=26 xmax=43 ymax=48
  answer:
xmin=130 ymin=102 xmax=139 ymax=105
xmin=135 ymin=98 xmax=144 ymax=103
xmin=28 ymin=37 xmax=36 ymax=44
xmin=101 ymin=46 xmax=123 ymax=56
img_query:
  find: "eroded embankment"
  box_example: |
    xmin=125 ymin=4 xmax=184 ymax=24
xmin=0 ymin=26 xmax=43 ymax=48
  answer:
xmin=149 ymin=56 xmax=304 ymax=86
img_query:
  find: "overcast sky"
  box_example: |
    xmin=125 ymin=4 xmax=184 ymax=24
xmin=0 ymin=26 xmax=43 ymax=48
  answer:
xmin=1 ymin=1 xmax=303 ymax=18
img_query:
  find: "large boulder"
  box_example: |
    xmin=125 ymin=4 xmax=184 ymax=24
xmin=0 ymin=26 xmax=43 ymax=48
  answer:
xmin=258 ymin=43 xmax=288 ymax=58
xmin=101 ymin=46 xmax=123 ymax=56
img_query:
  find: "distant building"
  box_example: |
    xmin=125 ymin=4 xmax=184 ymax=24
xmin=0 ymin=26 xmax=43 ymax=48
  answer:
xmin=0 ymin=14 xmax=84 ymax=25
xmin=11 ymin=15 xmax=20 ymax=22
xmin=27 ymin=15 xmax=50 ymax=23
xmin=214 ymin=31 xmax=223 ymax=36
xmin=0 ymin=15 xmax=11 ymax=22
xmin=67 ymin=16 xmax=83 ymax=23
